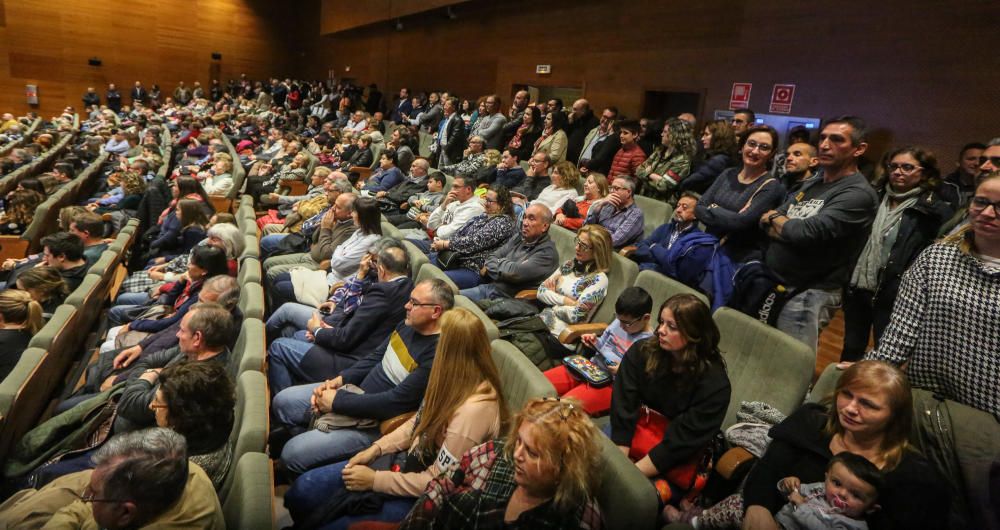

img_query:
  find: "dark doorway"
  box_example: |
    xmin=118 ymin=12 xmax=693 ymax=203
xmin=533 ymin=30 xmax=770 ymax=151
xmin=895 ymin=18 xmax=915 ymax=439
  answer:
xmin=511 ymin=84 xmax=584 ymax=110
xmin=642 ymin=90 xmax=703 ymax=121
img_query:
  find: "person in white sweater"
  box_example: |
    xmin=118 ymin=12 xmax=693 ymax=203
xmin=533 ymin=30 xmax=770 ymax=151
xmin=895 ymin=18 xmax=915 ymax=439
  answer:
xmin=403 ymin=174 xmax=485 ymax=248
xmin=531 ymin=160 xmax=582 ymax=215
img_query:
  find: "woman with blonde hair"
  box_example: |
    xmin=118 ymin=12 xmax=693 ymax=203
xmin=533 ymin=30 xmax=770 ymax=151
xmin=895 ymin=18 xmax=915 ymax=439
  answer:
xmin=285 ymin=308 xmax=509 ymax=528
xmin=555 ymin=172 xmax=609 ymax=231
xmin=15 ymin=266 xmax=69 ymax=316
xmin=531 ymin=160 xmax=581 ymax=215
xmin=399 ymin=397 xmax=603 ymax=529
xmin=0 ymin=289 xmax=44 ymax=380
xmin=536 ymin=224 xmax=612 ymax=357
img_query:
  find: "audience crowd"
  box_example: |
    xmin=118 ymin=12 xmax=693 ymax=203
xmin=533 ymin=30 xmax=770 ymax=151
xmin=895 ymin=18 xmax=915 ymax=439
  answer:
xmin=0 ymin=73 xmax=996 ymax=530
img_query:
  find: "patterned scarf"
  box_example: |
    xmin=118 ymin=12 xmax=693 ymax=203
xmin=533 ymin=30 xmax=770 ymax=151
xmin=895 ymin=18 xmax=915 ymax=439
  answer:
xmin=851 ymin=185 xmax=923 ymax=290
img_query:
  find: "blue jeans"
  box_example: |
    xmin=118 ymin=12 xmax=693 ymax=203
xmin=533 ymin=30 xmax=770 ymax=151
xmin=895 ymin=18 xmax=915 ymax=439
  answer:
xmin=115 ymin=291 xmax=152 ymax=306
xmin=268 ymin=333 xmax=315 ymax=394
xmin=776 ymin=288 xmax=842 ymax=353
xmin=405 ymin=238 xmax=432 ymax=254
xmin=108 ymin=304 xmax=143 ymax=326
xmin=285 ymin=459 xmax=416 ymax=529
xmin=266 ymin=302 xmax=316 ymax=342
xmin=260 ymin=233 xmax=287 ymax=259
xmin=273 ymin=383 xmax=380 ymax=472
xmin=459 ymin=283 xmax=507 ymax=302
xmin=445 ymin=268 xmax=482 ymax=290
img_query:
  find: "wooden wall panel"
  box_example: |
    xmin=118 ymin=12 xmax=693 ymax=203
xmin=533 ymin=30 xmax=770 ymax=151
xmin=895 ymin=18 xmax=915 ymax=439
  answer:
xmin=320 ymin=0 xmax=469 ymax=35
xmin=0 ymin=0 xmax=308 ymax=117
xmin=302 ymin=0 xmax=1000 ymax=169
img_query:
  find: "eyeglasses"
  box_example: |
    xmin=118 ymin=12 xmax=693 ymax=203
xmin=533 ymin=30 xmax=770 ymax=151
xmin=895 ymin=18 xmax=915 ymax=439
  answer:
xmin=574 ymin=237 xmax=593 ymax=251
xmin=745 ymin=139 xmax=773 ymax=153
xmin=608 ymin=185 xmax=630 ymax=193
xmin=979 ymin=156 xmax=1000 ymax=168
xmin=407 ymin=298 xmax=440 ymax=308
xmin=618 ymin=314 xmax=646 ymax=328
xmin=484 ymin=197 xmax=499 ymax=204
xmin=887 ymin=162 xmax=921 ymax=173
xmin=970 ymin=196 xmax=1000 ymax=214
xmin=74 ymin=489 xmax=129 ymax=504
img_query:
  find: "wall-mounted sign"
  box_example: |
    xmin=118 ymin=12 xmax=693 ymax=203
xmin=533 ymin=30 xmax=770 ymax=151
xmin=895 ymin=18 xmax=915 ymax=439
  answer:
xmin=769 ymin=84 xmax=796 ymax=114
xmin=536 ymin=64 xmax=551 ymax=75
xmin=26 ymin=85 xmax=38 ymax=105
xmin=729 ymin=82 xmax=752 ymax=110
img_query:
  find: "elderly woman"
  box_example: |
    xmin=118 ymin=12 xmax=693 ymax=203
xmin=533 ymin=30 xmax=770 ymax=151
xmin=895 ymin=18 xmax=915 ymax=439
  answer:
xmin=531 ymin=161 xmax=582 ymax=215
xmin=399 ymin=397 xmax=603 ymax=529
xmin=866 ymin=172 xmax=1000 ymax=419
xmin=202 ymin=157 xmax=234 ymax=196
xmin=635 ymin=118 xmax=698 ymax=200
xmin=441 ymin=135 xmax=487 ymax=176
xmin=430 ymin=186 xmax=517 ymax=289
xmin=533 ymin=111 xmax=569 ymax=165
xmin=841 ymin=147 xmax=952 ymax=361
xmin=696 ymin=125 xmax=786 ymax=262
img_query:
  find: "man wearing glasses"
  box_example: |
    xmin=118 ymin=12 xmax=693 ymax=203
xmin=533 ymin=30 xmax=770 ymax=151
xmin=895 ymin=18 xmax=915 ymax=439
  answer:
xmin=939 ymin=137 xmax=1000 ymax=235
xmin=758 ymin=116 xmax=879 ymax=353
xmin=272 ymin=279 xmax=455 ymax=474
xmin=585 ymin=177 xmax=645 ymax=249
xmin=578 ymin=106 xmax=621 ymax=176
xmin=0 ymin=428 xmax=222 ymax=529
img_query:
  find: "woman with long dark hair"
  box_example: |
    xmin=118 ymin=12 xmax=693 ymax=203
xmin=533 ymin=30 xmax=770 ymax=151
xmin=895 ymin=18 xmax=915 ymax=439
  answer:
xmin=681 ymin=119 xmax=738 ymax=194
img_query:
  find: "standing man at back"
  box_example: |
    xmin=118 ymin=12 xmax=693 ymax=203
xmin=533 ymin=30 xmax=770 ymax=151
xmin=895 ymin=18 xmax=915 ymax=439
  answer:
xmin=758 ymin=116 xmax=878 ymax=352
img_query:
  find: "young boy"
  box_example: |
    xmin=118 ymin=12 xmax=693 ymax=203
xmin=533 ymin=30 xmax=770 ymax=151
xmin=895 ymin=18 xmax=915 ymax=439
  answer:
xmin=542 ymin=286 xmax=653 ymax=415
xmin=609 ymin=119 xmax=647 ymax=180
xmin=776 ymin=452 xmax=882 ymax=530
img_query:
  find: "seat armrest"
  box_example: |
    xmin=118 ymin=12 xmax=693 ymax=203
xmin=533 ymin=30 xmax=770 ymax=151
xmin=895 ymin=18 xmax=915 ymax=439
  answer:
xmin=716 ymin=446 xmax=756 ymax=480
xmin=619 ymin=245 xmax=637 ymax=257
xmin=559 ymin=323 xmax=609 ymax=344
xmin=515 ymin=289 xmax=538 ymax=300
xmin=380 ymin=412 xmax=416 ymax=436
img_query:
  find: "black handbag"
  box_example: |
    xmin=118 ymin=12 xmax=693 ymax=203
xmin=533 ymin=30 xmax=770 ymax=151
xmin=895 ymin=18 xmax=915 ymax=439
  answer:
xmin=270 ymin=232 xmax=309 ymax=257
xmin=436 ymin=249 xmax=461 ymax=270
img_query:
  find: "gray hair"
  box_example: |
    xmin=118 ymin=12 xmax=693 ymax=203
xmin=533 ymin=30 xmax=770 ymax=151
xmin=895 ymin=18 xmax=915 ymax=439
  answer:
xmin=331 ymin=179 xmax=354 ymax=194
xmin=988 ymin=137 xmax=1000 ymax=147
xmin=92 ymin=428 xmax=189 ymax=520
xmin=186 ymin=302 xmax=234 ymax=349
xmin=207 ymin=222 xmax=244 ymax=259
xmin=611 ymin=176 xmax=636 ymax=193
xmin=526 ymin=202 xmax=554 ymax=225
xmin=203 ymin=275 xmax=239 ymax=310
xmin=420 ymin=278 xmax=455 ymax=310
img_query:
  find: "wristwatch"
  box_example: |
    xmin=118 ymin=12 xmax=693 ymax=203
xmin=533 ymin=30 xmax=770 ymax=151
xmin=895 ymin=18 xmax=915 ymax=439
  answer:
xmin=767 ymin=212 xmax=782 ymax=224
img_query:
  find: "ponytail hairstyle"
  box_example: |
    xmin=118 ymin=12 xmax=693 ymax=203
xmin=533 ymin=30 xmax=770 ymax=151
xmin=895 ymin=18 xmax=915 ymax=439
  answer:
xmin=0 ymin=289 xmax=44 ymax=334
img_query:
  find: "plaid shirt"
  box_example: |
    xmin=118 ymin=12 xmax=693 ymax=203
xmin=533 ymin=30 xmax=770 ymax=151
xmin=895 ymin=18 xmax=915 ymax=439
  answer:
xmin=399 ymin=439 xmax=602 ymax=530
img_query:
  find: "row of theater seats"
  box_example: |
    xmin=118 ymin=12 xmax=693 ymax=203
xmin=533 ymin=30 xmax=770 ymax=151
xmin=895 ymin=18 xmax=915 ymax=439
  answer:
xmin=0 ymin=117 xmax=43 ymax=158
xmin=379 ymin=210 xmax=818 ymax=529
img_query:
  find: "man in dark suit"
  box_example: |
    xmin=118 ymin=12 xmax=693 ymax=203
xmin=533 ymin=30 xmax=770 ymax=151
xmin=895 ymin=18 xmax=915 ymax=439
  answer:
xmin=389 ymin=87 xmax=413 ymax=124
xmin=82 ymin=87 xmax=100 ymax=108
xmin=130 ymin=81 xmax=147 ymax=106
xmin=106 ymin=83 xmax=122 ymax=113
xmin=579 ymin=106 xmax=621 ymax=176
xmin=436 ymin=96 xmax=466 ymax=168
xmin=566 ymin=99 xmax=600 ymax=164
xmin=265 ymin=241 xmax=415 ymax=392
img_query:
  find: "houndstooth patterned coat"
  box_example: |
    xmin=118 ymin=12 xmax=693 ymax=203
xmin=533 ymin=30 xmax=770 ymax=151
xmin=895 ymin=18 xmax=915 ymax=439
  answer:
xmin=866 ymin=241 xmax=1000 ymax=418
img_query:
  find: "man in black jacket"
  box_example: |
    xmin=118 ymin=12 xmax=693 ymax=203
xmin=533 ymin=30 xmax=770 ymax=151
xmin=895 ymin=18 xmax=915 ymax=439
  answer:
xmin=578 ymin=106 xmax=621 ymax=175
xmin=566 ymin=99 xmax=600 ymax=164
xmin=130 ymin=81 xmax=147 ymax=106
xmin=266 ymin=240 xmax=414 ymax=393
xmin=435 ymin=96 xmax=466 ymax=168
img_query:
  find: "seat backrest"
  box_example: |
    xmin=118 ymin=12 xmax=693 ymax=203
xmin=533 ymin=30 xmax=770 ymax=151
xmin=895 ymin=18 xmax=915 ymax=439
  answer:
xmin=595 ymin=433 xmax=660 ymax=530
xmin=87 ymin=250 xmax=120 ymax=281
xmin=220 ymin=370 xmax=269 ymax=501
xmin=65 ymin=274 xmax=104 ymax=316
xmin=490 ymin=339 xmax=555 ymax=412
xmin=548 ymin=225 xmax=577 ymax=264
xmin=237 ymin=257 xmax=262 ymax=286
xmin=713 ymin=307 xmax=815 ymax=429
xmin=224 ymin=136 xmax=247 ymax=200
xmin=381 ymin=221 xmax=403 ymax=240
xmin=455 ymin=294 xmax=499 ymax=341
xmin=592 ymin=253 xmax=639 ymax=324
xmin=417 ymin=131 xmax=434 ymax=157
xmin=228 ymin=318 xmax=265 ymax=380
xmin=241 ymin=234 xmax=260 ymax=260
xmin=806 ymin=363 xmax=842 ymax=404
xmin=415 ymin=262 xmax=459 ymax=294
xmin=238 ymin=282 xmax=265 ymax=321
xmin=222 ymin=452 xmax=274 ymax=529
xmin=369 ymin=143 xmax=385 ymax=169
xmin=633 ymin=269 xmax=709 ymax=312
xmin=633 ymin=194 xmax=674 ymax=241
xmin=401 ymin=239 xmax=429 ymax=280
xmin=303 ymin=149 xmax=318 ymax=180
xmin=0 ymin=348 xmax=48 ymax=460
xmin=442 ymin=173 xmax=454 ymax=195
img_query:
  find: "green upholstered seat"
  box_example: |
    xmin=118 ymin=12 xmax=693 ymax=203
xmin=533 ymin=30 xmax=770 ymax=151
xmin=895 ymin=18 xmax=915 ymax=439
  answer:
xmin=219 ymin=370 xmax=269 ymax=503
xmin=490 ymin=339 xmax=555 ymax=412
xmin=228 ymin=318 xmax=265 ymax=380
xmin=222 ymin=452 xmax=274 ymax=530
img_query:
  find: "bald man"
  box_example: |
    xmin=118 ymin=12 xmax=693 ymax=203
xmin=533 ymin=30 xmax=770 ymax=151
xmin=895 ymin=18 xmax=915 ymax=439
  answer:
xmin=677 ymin=113 xmax=697 ymax=126
xmin=567 ymin=98 xmax=600 ymax=163
xmin=781 ymin=142 xmax=819 ymax=195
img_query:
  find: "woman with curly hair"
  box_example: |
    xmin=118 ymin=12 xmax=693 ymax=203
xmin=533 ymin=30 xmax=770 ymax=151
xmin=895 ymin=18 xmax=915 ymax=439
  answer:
xmin=680 ymin=119 xmax=738 ymax=194
xmin=635 ymin=118 xmax=698 ymax=200
xmin=399 ymin=397 xmax=604 ymax=529
xmin=0 ymin=188 xmax=44 ymax=235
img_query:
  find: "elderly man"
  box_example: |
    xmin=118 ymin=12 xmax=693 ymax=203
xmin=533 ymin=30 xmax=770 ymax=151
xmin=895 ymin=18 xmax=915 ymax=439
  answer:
xmin=460 ymin=202 xmax=560 ymax=301
xmin=470 ymin=94 xmax=508 ymax=150
xmin=264 ymin=189 xmax=358 ymax=283
xmin=511 ymin=152 xmax=553 ymax=202
xmin=566 ymin=99 xmax=600 ymax=164
xmin=377 ymin=157 xmax=432 ymax=216
xmin=0 ymin=428 xmax=223 ymax=529
xmin=271 ymin=279 xmax=454 ymax=473
xmin=266 ymin=240 xmax=414 ymax=392
xmin=404 ymin=174 xmax=484 ymax=246
xmin=586 ymin=176 xmax=645 ymax=249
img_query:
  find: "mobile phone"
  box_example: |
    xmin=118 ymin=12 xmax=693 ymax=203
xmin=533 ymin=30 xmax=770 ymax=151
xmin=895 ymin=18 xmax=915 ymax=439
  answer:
xmin=318 ymin=307 xmax=332 ymax=315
